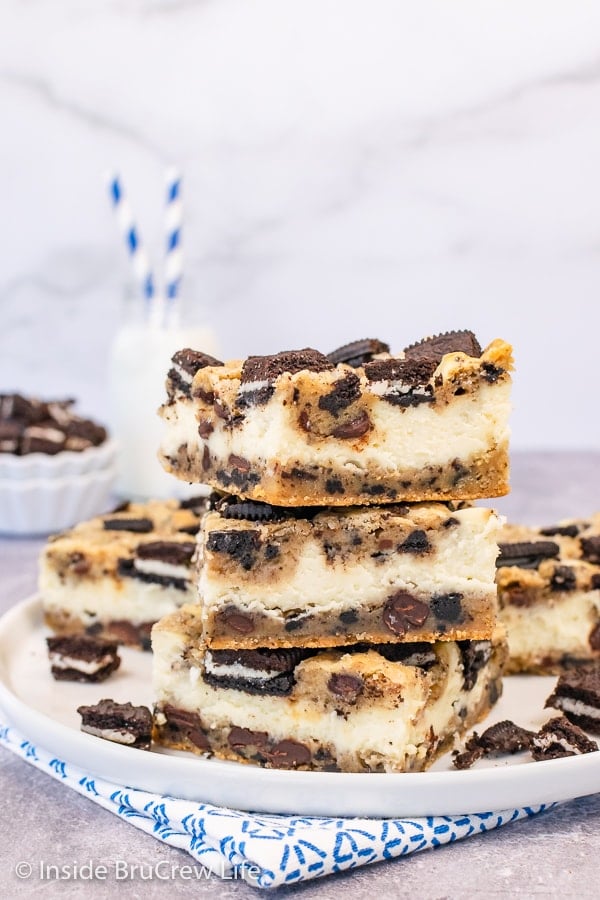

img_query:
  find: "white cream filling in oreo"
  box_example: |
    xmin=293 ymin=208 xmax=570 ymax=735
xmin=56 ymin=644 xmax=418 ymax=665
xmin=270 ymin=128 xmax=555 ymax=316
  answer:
xmin=534 ymin=734 xmax=581 ymax=754
xmin=133 ymin=558 xmax=191 ymax=581
xmin=81 ymin=725 xmax=137 ymax=744
xmin=552 ymin=697 xmax=600 ymax=720
xmin=49 ymin=652 xmax=115 ymax=674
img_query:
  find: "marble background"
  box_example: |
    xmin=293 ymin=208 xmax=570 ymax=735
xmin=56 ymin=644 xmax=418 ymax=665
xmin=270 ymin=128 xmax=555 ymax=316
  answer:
xmin=1 ymin=0 xmax=600 ymax=450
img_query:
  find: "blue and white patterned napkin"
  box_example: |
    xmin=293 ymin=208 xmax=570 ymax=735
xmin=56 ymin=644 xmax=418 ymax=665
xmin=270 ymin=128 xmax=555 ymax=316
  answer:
xmin=0 ymin=718 xmax=553 ymax=889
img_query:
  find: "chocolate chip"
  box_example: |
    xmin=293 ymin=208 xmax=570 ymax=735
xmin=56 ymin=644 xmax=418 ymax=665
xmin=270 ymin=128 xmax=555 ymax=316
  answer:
xmin=327 ymin=673 xmax=364 ymax=702
xmin=332 ymin=411 xmax=372 ymax=439
xmin=228 ymin=726 xmax=268 ymax=750
xmin=136 ymin=541 xmax=195 ymax=565
xmin=217 ymin=607 xmax=255 ymax=634
xmin=163 ymin=704 xmax=210 ymax=751
xmin=403 ymin=330 xmax=482 ymax=363
xmin=318 ymin=373 xmax=361 ymax=415
xmin=68 ymin=552 xmax=90 ymax=575
xmin=496 ymin=541 xmax=559 ymax=569
xmin=581 ymin=536 xmax=600 ymax=564
xmin=327 ymin=338 xmax=390 ymax=367
xmin=339 ymin=609 xmax=359 ymax=625
xmin=228 ymin=453 xmax=251 ymax=472
xmin=241 ymin=349 xmax=333 ymax=385
xmin=383 ymin=591 xmax=429 ymax=636
xmin=265 ymin=739 xmax=311 ymax=768
xmin=443 ymin=516 xmax=459 ymax=528
xmin=481 ymin=363 xmax=504 ymax=383
xmin=592 ymin=575 xmax=600 ymax=590
xmin=202 ymin=445 xmax=211 ymax=471
xmin=198 ymin=419 xmax=214 ymax=438
xmin=398 ymin=530 xmax=430 ymax=554
xmin=206 ymin=530 xmax=261 ymax=570
xmin=550 ymin=565 xmax=576 ymax=592
xmin=102 ymin=518 xmax=154 ymax=533
xmin=430 ymin=592 xmax=463 ymax=623
xmin=540 ymin=524 xmax=580 ymax=538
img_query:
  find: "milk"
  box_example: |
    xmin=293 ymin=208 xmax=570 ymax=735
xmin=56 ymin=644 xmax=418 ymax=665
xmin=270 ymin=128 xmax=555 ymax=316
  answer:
xmin=108 ymin=315 xmax=218 ymax=500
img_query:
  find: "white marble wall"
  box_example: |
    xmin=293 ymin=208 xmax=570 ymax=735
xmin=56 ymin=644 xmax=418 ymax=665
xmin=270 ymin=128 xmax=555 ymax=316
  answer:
xmin=1 ymin=0 xmax=600 ymax=449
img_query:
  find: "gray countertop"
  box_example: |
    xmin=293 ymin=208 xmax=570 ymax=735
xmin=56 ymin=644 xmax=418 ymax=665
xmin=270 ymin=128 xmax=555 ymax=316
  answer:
xmin=2 ymin=452 xmax=600 ymax=899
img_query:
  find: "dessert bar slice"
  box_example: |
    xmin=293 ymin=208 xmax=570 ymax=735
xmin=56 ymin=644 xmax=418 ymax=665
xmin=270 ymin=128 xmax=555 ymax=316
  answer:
xmin=47 ymin=635 xmax=121 ymax=682
xmin=152 ymin=604 xmax=507 ymax=773
xmin=159 ymin=331 xmax=513 ymax=506
xmin=40 ymin=498 xmax=206 ymax=649
xmin=78 ymin=699 xmax=152 ymax=750
xmin=198 ymin=499 xmax=501 ymax=649
xmin=497 ymin=516 xmax=600 ymax=673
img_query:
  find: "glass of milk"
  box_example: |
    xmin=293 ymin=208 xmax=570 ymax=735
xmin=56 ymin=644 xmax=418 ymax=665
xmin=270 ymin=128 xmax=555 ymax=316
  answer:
xmin=108 ymin=292 xmax=218 ymax=500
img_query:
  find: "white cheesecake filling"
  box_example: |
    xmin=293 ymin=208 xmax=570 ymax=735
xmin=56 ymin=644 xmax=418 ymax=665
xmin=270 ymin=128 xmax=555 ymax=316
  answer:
xmin=49 ymin=652 xmax=115 ymax=674
xmin=161 ymin=381 xmax=510 ymax=475
xmin=133 ymin=558 xmax=191 ymax=582
xmin=40 ymin=566 xmax=194 ymax=626
xmin=501 ymin=591 xmax=600 ymax=664
xmin=201 ymin=508 xmax=500 ymax=616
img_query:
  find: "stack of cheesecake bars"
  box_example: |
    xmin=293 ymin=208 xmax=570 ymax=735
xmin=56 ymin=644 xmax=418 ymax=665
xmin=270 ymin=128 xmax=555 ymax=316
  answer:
xmin=148 ymin=330 xmax=513 ymax=772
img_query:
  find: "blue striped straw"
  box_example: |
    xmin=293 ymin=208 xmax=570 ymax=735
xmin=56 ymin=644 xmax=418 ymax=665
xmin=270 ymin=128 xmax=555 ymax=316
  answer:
xmin=107 ymin=173 xmax=155 ymax=305
xmin=164 ymin=167 xmax=183 ymax=307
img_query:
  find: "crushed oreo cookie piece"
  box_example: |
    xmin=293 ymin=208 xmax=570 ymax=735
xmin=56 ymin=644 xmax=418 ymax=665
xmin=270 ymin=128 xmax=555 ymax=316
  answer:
xmin=206 ymin=529 xmax=261 ymax=570
xmin=77 ymin=699 xmax=152 ymax=750
xmin=136 ymin=541 xmax=195 ymax=565
xmin=453 ymin=720 xmax=534 ymax=769
xmin=364 ymin=358 xmax=437 ymax=407
xmin=403 ymin=330 xmax=482 ymax=363
xmin=220 ymin=499 xmax=283 ymax=522
xmin=496 ymin=541 xmax=560 ymax=569
xmin=430 ymin=592 xmax=463 ymax=623
xmin=540 ymin=523 xmax=580 ymax=539
xmin=459 ymin=640 xmax=492 ymax=690
xmin=318 ymin=373 xmax=362 ymax=416
xmin=103 ymin=517 xmax=154 ymax=533
xmin=550 ymin=565 xmax=576 ymax=592
xmin=168 ymin=349 xmax=223 ymax=397
xmin=0 ymin=393 xmax=106 ymax=455
xmin=398 ymin=529 xmax=430 ymax=553
xmin=327 ymin=338 xmax=390 ymax=367
xmin=47 ymin=635 xmax=120 ymax=683
xmin=531 ymin=716 xmax=598 ymax=761
xmin=376 ymin=642 xmax=437 ymax=668
xmin=241 ymin=349 xmax=333 ymax=386
xmin=545 ymin=664 xmax=600 ymax=733
xmin=581 ymin=536 xmax=600 ymax=564
xmin=116 ymin=557 xmax=188 ymax=591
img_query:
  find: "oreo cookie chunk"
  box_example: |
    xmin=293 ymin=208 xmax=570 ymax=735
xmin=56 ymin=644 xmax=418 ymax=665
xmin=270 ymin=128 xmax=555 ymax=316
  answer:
xmin=203 ymin=647 xmax=311 ymax=696
xmin=327 ymin=338 xmax=390 ymax=368
xmin=47 ymin=635 xmax=121 ymax=682
xmin=545 ymin=665 xmax=600 ymax=733
xmin=453 ymin=719 xmax=534 ymax=769
xmin=77 ymin=699 xmax=153 ymax=750
xmin=496 ymin=541 xmax=560 ymax=569
xmin=403 ymin=330 xmax=482 ymax=363
xmin=365 ymin=357 xmax=437 ymax=407
xmin=531 ymin=716 xmax=598 ymax=761
xmin=238 ymin=349 xmax=333 ymax=407
xmin=168 ymin=349 xmax=223 ymax=399
xmin=117 ymin=540 xmax=196 ymax=591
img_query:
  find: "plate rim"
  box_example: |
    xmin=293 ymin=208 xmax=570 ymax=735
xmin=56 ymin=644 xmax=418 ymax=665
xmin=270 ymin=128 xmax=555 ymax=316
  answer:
xmin=1 ymin=594 xmax=600 ymax=818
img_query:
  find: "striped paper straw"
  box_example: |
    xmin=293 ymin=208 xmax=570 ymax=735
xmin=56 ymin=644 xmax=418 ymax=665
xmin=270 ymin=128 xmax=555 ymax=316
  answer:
xmin=164 ymin=167 xmax=183 ymax=310
xmin=107 ymin=173 xmax=155 ymax=306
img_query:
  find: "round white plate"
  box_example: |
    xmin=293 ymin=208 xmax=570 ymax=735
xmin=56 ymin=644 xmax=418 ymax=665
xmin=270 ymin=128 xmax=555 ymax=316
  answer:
xmin=1 ymin=595 xmax=599 ymax=818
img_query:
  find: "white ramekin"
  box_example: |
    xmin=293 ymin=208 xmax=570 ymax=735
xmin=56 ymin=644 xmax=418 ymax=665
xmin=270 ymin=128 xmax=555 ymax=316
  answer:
xmin=0 ymin=438 xmax=118 ymax=482
xmin=0 ymin=466 xmax=117 ymax=536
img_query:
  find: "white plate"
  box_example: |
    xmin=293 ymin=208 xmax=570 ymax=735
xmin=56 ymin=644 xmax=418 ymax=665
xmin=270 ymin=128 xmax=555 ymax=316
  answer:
xmin=1 ymin=595 xmax=599 ymax=818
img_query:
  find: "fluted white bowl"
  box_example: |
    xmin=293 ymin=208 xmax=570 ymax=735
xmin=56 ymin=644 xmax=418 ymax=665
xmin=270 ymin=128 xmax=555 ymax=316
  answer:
xmin=0 ymin=438 xmax=118 ymax=482
xmin=0 ymin=466 xmax=117 ymax=536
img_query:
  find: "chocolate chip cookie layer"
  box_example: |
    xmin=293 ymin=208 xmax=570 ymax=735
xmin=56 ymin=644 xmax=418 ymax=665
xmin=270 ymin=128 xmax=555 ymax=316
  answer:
xmin=197 ymin=501 xmax=501 ymax=649
xmin=497 ymin=514 xmax=600 ymax=673
xmin=40 ymin=498 xmax=206 ymax=649
xmin=151 ymin=604 xmax=507 ymax=773
xmin=159 ymin=332 xmax=513 ymax=505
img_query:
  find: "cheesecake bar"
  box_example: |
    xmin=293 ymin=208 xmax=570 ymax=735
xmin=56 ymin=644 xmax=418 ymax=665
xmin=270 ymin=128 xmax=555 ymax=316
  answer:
xmin=497 ymin=516 xmax=600 ymax=673
xmin=40 ymin=498 xmax=206 ymax=649
xmin=152 ymin=605 xmax=506 ymax=773
xmin=159 ymin=331 xmax=513 ymax=506
xmin=78 ymin=699 xmax=152 ymax=750
xmin=198 ymin=498 xmax=501 ymax=649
